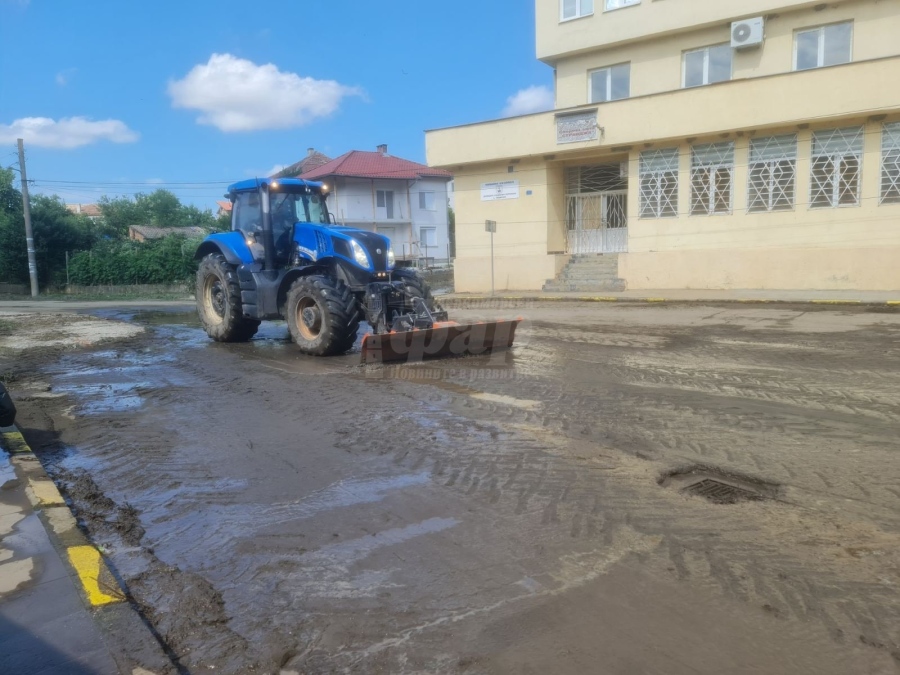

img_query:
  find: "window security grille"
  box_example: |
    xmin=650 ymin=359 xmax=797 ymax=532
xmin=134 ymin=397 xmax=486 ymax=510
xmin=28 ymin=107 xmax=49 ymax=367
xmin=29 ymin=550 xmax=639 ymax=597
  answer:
xmin=565 ymin=164 xmax=628 ymax=195
xmin=691 ymin=142 xmax=734 ymax=215
xmin=748 ymin=135 xmax=797 ymax=213
xmin=881 ymin=122 xmax=900 ymax=204
xmin=809 ymin=127 xmax=863 ymax=208
xmin=639 ymin=149 xmax=679 ymax=218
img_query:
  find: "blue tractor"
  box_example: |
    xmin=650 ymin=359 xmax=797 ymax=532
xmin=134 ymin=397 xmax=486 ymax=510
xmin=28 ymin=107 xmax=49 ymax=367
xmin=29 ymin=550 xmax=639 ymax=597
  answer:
xmin=195 ymin=178 xmax=518 ymax=362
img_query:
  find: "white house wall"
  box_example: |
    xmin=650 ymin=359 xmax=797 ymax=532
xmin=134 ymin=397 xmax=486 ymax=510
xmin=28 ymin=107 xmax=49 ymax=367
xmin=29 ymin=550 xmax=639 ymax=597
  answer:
xmin=410 ymin=178 xmax=451 ymax=261
xmin=330 ymin=176 xmax=451 ymax=261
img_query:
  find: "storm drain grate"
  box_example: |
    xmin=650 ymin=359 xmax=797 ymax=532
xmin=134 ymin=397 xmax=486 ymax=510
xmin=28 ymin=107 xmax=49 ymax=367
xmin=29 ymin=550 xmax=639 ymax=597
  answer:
xmin=682 ymin=479 xmax=763 ymax=505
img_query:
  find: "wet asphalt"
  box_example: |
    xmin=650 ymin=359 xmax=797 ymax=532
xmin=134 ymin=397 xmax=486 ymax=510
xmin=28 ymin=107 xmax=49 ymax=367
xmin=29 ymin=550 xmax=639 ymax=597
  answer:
xmin=10 ymin=303 xmax=900 ymax=674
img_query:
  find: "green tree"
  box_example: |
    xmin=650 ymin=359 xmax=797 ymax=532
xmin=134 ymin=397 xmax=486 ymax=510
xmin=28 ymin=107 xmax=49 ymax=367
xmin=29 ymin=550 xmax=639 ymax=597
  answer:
xmin=98 ymin=189 xmax=219 ymax=237
xmin=29 ymin=195 xmax=100 ymax=286
xmin=97 ymin=194 xmax=146 ymax=238
xmin=68 ymin=234 xmax=202 ymax=286
xmin=0 ymin=167 xmax=27 ymax=283
xmin=141 ymin=190 xmax=181 ymax=226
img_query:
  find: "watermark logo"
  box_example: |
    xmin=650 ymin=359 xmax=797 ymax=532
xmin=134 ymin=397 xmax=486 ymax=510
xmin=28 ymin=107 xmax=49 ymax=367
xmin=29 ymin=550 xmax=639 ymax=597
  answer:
xmin=362 ymin=317 xmax=532 ymax=380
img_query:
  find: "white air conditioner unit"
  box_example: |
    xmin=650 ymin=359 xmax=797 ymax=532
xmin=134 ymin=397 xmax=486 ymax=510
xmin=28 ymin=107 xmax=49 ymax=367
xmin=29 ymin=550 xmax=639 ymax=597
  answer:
xmin=731 ymin=17 xmax=765 ymax=50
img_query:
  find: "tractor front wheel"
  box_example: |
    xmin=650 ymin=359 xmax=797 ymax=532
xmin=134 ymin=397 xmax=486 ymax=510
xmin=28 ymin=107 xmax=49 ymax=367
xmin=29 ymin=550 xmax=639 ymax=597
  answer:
xmin=196 ymin=253 xmax=260 ymax=342
xmin=286 ymin=275 xmax=360 ymax=356
xmin=396 ymin=270 xmax=442 ymax=314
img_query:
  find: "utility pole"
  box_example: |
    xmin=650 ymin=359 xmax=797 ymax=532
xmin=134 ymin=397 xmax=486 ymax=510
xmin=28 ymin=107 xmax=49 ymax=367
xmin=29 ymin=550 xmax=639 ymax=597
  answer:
xmin=485 ymin=220 xmax=497 ymax=296
xmin=17 ymin=139 xmax=39 ymax=297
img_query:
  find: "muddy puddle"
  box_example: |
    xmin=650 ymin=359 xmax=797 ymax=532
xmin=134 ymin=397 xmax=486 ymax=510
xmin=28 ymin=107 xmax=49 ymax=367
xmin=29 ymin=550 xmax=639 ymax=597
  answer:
xmin=9 ymin=302 xmax=900 ymax=673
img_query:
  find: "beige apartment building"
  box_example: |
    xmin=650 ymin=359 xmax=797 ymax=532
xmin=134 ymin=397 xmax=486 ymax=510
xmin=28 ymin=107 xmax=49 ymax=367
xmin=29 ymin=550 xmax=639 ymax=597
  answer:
xmin=425 ymin=0 xmax=900 ymax=292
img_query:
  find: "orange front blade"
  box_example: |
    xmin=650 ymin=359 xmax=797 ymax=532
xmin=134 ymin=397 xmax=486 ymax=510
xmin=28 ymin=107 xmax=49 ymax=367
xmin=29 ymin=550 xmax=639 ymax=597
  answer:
xmin=360 ymin=319 xmax=521 ymax=364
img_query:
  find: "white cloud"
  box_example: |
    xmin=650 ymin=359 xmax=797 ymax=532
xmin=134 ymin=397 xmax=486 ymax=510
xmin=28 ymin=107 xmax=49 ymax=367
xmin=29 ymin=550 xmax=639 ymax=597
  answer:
xmin=502 ymin=85 xmax=554 ymax=117
xmin=55 ymin=68 xmax=77 ymax=86
xmin=168 ymin=53 xmax=362 ymax=132
xmin=0 ymin=116 xmax=139 ymax=149
xmin=266 ymin=164 xmax=286 ymax=176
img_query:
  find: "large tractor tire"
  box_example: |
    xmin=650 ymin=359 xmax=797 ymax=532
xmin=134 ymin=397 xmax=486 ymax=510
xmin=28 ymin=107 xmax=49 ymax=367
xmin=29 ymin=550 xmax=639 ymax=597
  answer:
xmin=286 ymin=275 xmax=360 ymax=356
xmin=196 ymin=253 xmax=260 ymax=342
xmin=395 ymin=270 xmax=442 ymax=313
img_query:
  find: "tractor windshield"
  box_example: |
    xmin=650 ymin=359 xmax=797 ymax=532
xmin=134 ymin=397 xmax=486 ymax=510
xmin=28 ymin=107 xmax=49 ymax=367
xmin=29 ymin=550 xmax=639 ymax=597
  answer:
xmin=270 ymin=191 xmax=329 ymax=227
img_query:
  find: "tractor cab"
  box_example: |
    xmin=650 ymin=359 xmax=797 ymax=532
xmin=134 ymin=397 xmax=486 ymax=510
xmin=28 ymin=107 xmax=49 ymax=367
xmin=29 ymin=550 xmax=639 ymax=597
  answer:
xmin=229 ymin=178 xmax=332 ymax=267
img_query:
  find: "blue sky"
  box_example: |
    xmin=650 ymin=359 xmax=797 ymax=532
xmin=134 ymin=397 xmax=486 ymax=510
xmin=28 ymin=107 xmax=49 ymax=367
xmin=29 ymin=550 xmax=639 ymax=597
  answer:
xmin=0 ymin=0 xmax=553 ymax=208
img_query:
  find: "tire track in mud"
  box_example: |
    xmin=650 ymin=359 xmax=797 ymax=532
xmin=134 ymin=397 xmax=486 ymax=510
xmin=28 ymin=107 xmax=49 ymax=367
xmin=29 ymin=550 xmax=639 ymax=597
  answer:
xmin=28 ymin=314 xmax=900 ymax=671
xmin=364 ymin=320 xmax=900 ymax=666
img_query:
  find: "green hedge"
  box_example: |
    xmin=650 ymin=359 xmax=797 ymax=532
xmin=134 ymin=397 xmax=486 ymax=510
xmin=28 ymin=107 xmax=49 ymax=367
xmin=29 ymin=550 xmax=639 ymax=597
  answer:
xmin=69 ymin=235 xmax=202 ymax=286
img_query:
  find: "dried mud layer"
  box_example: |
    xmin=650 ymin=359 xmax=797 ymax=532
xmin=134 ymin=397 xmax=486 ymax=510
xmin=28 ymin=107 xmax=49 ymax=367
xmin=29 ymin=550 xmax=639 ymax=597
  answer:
xmin=3 ymin=303 xmax=900 ymax=674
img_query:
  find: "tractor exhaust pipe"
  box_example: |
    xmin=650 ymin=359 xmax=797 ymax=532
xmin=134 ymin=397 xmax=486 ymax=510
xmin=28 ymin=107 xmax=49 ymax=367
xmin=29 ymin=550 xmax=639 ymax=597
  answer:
xmin=260 ymin=184 xmax=276 ymax=272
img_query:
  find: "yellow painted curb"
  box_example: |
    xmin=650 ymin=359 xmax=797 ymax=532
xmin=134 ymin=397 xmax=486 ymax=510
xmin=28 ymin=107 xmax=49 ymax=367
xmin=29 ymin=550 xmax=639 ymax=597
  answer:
xmin=643 ymin=298 xmax=667 ymax=303
xmin=28 ymin=479 xmax=66 ymax=507
xmin=66 ymin=546 xmax=125 ymax=606
xmin=589 ymin=297 xmax=619 ymax=302
xmin=0 ymin=430 xmax=31 ymax=454
xmin=810 ymin=300 xmax=861 ymax=304
xmin=887 ymin=300 xmax=900 ymax=306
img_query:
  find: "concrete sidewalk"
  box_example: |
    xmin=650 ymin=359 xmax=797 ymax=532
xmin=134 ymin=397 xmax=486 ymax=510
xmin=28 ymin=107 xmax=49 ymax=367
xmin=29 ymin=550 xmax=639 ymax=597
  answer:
xmin=0 ymin=426 xmax=172 ymax=674
xmin=441 ymin=288 xmax=900 ymax=305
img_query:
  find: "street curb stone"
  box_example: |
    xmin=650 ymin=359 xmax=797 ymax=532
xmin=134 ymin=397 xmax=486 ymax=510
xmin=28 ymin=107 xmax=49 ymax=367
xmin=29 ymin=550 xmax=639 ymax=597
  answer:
xmin=1 ymin=425 xmax=173 ymax=674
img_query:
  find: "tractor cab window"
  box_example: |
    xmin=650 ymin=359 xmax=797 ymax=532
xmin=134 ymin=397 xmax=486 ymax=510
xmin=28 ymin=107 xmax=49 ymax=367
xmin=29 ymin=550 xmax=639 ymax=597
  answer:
xmin=234 ymin=192 xmax=261 ymax=237
xmin=304 ymin=193 xmax=329 ymax=224
xmin=269 ymin=191 xmax=330 ymax=226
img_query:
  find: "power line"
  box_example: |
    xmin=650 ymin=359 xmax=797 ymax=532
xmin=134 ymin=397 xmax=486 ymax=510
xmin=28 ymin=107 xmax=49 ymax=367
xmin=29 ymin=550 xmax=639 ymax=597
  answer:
xmin=33 ymin=179 xmax=233 ymax=186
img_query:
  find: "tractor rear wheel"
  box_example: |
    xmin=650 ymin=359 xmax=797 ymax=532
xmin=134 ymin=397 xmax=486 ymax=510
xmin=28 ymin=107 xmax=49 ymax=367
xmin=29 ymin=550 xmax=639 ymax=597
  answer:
xmin=196 ymin=253 xmax=260 ymax=342
xmin=286 ymin=275 xmax=360 ymax=356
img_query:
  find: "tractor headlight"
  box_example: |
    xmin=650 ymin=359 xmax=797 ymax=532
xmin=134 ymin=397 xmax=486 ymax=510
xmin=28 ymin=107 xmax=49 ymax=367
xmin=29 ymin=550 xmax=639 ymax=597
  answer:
xmin=350 ymin=239 xmax=371 ymax=268
xmin=387 ymin=246 xmax=395 ymax=270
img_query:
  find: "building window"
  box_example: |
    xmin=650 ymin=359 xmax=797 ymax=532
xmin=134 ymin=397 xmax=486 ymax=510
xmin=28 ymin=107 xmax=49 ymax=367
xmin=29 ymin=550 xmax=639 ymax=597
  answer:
xmin=561 ymin=0 xmax=593 ymax=21
xmin=590 ymin=63 xmax=630 ymax=103
xmin=639 ymin=148 xmax=679 ymax=218
xmin=881 ymin=122 xmax=900 ymax=204
xmin=683 ymin=44 xmax=732 ymax=88
xmin=376 ymin=189 xmax=395 ymax=219
xmin=419 ymin=227 xmax=437 ymax=249
xmin=691 ymin=142 xmax=734 ymax=215
xmin=418 ymin=191 xmax=436 ymax=211
xmin=605 ymin=0 xmax=639 ymax=10
xmin=809 ymin=127 xmax=863 ymax=208
xmin=794 ymin=22 xmax=852 ymax=71
xmin=748 ymin=135 xmax=797 ymax=213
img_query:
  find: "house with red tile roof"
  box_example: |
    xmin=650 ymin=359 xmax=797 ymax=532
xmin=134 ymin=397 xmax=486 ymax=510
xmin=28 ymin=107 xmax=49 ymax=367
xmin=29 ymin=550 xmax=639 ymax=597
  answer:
xmin=215 ymin=200 xmax=232 ymax=219
xmin=272 ymin=148 xmax=332 ymax=180
xmin=300 ymin=145 xmax=453 ymax=264
xmin=128 ymin=225 xmax=207 ymax=242
xmin=65 ymin=203 xmax=102 ymax=220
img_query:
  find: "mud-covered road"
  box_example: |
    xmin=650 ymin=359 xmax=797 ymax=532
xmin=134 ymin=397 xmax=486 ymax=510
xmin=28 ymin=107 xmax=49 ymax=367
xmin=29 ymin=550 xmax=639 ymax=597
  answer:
xmin=4 ymin=301 xmax=900 ymax=674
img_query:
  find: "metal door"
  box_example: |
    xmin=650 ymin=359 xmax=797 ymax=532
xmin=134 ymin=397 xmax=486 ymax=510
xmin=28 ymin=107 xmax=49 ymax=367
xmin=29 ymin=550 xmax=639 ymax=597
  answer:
xmin=566 ymin=191 xmax=628 ymax=254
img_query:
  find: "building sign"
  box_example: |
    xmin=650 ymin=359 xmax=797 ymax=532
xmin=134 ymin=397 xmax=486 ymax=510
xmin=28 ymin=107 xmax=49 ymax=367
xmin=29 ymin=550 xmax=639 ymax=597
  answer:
xmin=556 ymin=111 xmax=598 ymax=144
xmin=481 ymin=180 xmax=519 ymax=201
